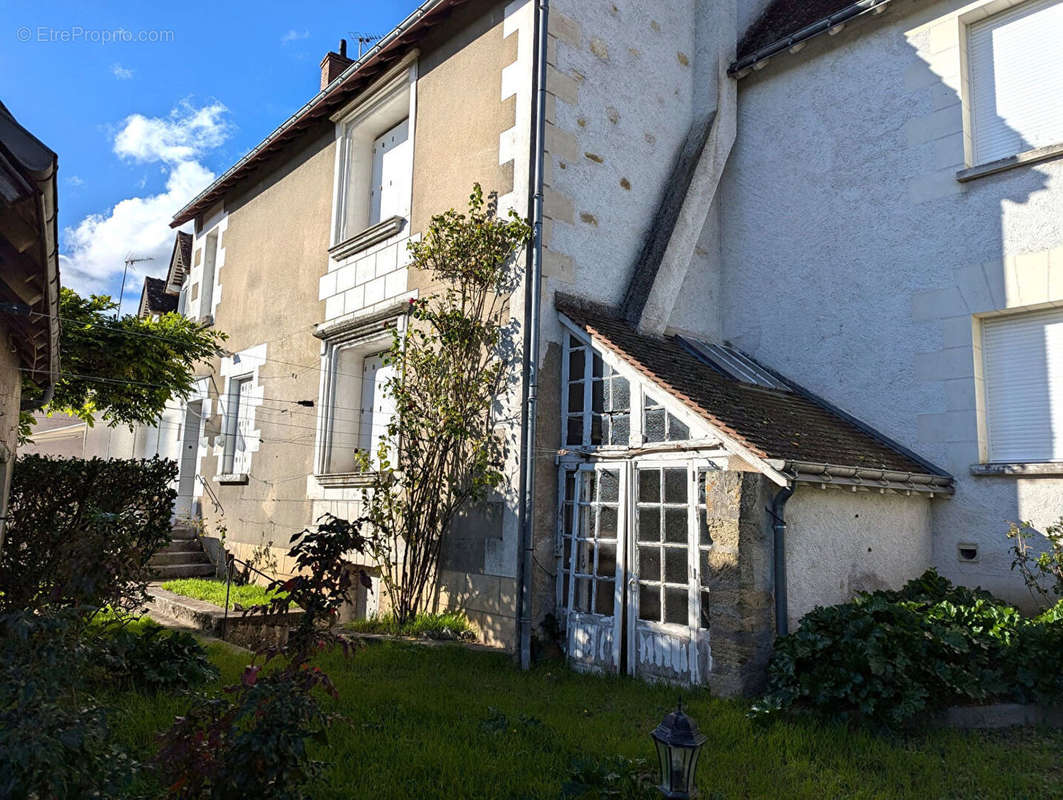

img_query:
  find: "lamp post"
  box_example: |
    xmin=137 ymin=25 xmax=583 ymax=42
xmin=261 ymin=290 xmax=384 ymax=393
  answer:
xmin=650 ymin=699 xmax=706 ymax=799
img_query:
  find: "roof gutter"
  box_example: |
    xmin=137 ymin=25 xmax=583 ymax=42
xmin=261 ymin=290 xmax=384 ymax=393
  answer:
xmin=729 ymin=0 xmax=892 ymax=77
xmin=774 ymin=460 xmax=955 ymax=495
xmin=170 ymin=0 xmax=450 ymax=227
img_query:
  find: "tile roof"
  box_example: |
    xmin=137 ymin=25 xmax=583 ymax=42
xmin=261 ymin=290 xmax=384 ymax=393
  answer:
xmin=177 ymin=230 xmax=192 ymax=270
xmin=143 ymin=276 xmax=178 ymax=314
xmin=556 ymin=295 xmax=950 ymax=480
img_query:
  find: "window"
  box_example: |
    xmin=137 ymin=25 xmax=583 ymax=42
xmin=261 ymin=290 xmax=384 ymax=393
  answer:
xmin=334 ymin=67 xmax=415 ymax=246
xmin=319 ymin=320 xmax=401 ymax=477
xmin=558 ymin=467 xmax=621 ymax=616
xmin=981 ymin=307 xmax=1063 ymax=462
xmin=199 ymin=230 xmax=218 ymax=321
xmin=222 ymin=375 xmax=252 ymax=475
xmin=564 ymin=335 xmax=631 ymax=447
xmin=967 ymin=0 xmax=1063 ymax=165
xmin=643 ymin=393 xmax=689 ymax=443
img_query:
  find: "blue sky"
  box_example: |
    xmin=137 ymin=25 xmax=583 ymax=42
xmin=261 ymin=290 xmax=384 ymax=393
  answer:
xmin=0 ymin=0 xmax=419 ymax=312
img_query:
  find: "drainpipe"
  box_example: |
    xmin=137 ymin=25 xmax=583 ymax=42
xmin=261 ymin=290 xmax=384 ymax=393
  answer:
xmin=517 ymin=0 xmax=549 ymax=672
xmin=769 ymin=485 xmax=794 ymax=637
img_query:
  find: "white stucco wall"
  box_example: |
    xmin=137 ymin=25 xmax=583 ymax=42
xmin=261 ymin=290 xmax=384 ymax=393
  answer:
xmin=786 ymin=487 xmax=933 ymax=626
xmin=695 ymin=0 xmax=1063 ymax=605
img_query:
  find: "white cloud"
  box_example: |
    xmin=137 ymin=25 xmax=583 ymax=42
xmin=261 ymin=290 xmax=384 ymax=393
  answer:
xmin=66 ymin=175 xmax=84 ymax=186
xmin=281 ymin=28 xmax=310 ymax=44
xmin=111 ymin=63 xmax=134 ymax=80
xmin=60 ymin=101 xmax=232 ymax=310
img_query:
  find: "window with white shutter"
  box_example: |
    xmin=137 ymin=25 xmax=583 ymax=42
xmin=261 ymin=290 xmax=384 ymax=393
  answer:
xmin=967 ymin=0 xmax=1063 ymax=166
xmin=981 ymin=307 xmax=1063 ymax=462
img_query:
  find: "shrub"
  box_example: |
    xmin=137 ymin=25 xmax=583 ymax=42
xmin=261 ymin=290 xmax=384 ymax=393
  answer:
xmin=158 ymin=515 xmax=370 ymax=799
xmin=347 ymin=610 xmax=476 ymax=640
xmin=0 ymin=455 xmax=177 ymax=614
xmin=89 ymin=619 xmax=219 ymax=691
xmin=756 ymin=570 xmax=1063 ymax=728
xmin=0 ymin=610 xmax=139 ymax=799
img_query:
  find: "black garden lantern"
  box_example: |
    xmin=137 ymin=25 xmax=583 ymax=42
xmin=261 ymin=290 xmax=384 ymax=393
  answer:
xmin=650 ymin=699 xmax=706 ymax=799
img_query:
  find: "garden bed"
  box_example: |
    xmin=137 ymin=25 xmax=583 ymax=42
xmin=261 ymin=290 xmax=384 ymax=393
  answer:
xmin=105 ymin=639 xmax=1063 ymax=800
xmin=146 ymin=584 xmax=304 ymax=649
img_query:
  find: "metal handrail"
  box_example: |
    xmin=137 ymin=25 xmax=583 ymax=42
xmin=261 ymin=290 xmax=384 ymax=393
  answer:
xmin=196 ymin=474 xmax=224 ymax=515
xmin=221 ymin=551 xmax=284 ymax=629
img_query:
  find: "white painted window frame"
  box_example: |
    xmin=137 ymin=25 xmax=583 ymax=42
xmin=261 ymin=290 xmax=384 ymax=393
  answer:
xmin=330 ymin=56 xmax=418 ymax=251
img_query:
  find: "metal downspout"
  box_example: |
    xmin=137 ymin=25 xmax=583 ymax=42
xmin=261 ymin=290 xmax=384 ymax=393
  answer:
xmin=517 ymin=0 xmax=549 ymax=671
xmin=769 ymin=485 xmax=794 ymax=637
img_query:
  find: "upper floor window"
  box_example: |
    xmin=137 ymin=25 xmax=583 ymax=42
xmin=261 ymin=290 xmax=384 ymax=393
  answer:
xmin=981 ymin=307 xmax=1063 ymax=462
xmin=334 ymin=65 xmax=416 ymax=248
xmin=967 ymin=0 xmax=1063 ymax=165
xmin=222 ymin=374 xmax=253 ymax=475
xmin=198 ymin=229 xmax=219 ymax=321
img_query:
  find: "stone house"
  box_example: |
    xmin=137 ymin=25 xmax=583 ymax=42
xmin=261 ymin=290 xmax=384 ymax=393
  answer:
xmin=0 ymin=100 xmax=60 ymax=554
xmin=159 ymin=0 xmax=1063 ymax=692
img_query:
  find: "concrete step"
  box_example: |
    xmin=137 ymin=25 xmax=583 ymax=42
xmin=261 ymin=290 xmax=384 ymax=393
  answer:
xmin=151 ymin=563 xmax=216 ymax=579
xmin=150 ymin=551 xmax=211 ymax=567
xmin=170 ymin=528 xmax=198 ymax=541
xmin=160 ymin=540 xmax=202 ymax=554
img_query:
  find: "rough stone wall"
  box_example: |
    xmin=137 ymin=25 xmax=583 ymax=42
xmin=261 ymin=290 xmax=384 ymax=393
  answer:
xmin=700 ymin=0 xmax=1063 ymax=605
xmin=785 ymin=487 xmax=933 ymax=626
xmin=703 ymin=470 xmax=775 ymax=697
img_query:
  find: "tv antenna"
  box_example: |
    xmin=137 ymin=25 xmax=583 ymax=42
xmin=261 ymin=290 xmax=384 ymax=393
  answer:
xmin=350 ymin=32 xmax=382 ymax=58
xmin=117 ymin=252 xmax=154 ymax=316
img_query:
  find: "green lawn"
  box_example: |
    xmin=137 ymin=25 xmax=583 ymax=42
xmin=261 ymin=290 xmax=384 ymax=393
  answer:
xmin=346 ymin=610 xmax=476 ymax=640
xmin=159 ymin=577 xmax=285 ymax=610
xmin=105 ymin=639 xmax=1063 ymax=800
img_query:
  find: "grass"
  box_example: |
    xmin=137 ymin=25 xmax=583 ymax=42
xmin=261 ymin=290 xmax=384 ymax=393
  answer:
xmin=160 ymin=577 xmax=285 ymax=611
xmin=346 ymin=610 xmax=476 ymax=640
xmin=104 ymin=639 xmax=1063 ymax=800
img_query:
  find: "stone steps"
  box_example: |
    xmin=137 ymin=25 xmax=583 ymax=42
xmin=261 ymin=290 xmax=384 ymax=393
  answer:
xmin=151 ymin=550 xmax=212 ymax=566
xmin=151 ymin=562 xmax=215 ymax=579
xmin=149 ymin=524 xmax=215 ymax=579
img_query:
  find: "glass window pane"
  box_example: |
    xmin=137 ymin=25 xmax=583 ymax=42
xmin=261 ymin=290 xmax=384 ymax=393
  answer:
xmin=609 ymin=414 xmax=629 ymax=446
xmin=574 ymin=577 xmax=592 ymax=612
xmin=591 ymin=414 xmax=603 ymax=445
xmin=667 ymin=414 xmax=689 ymax=441
xmin=700 ymin=590 xmax=711 ymax=629
xmin=594 ymin=580 xmax=614 ymax=615
xmin=577 ymin=539 xmax=597 ymax=574
xmin=639 ymin=584 xmax=661 ymax=622
xmin=664 ymin=547 xmax=687 ymax=584
xmin=645 ymin=408 xmax=666 ymax=442
xmin=699 ymin=510 xmax=712 ymax=547
xmin=700 ymin=548 xmax=710 ymax=587
xmin=665 ymin=587 xmax=688 ymax=625
xmin=638 ymin=469 xmax=660 ymax=502
xmin=664 ymin=508 xmax=687 ymax=544
xmin=644 ymin=393 xmax=661 ymax=410
xmin=664 ymin=468 xmax=687 ymax=503
xmin=567 ymin=381 xmax=584 ymax=413
xmin=562 ymin=573 xmax=570 ymax=608
xmin=637 ymin=507 xmax=661 ymax=543
xmin=579 ymin=506 xmax=596 ymax=542
xmin=598 ymin=469 xmax=619 ymax=502
xmin=568 ymin=348 xmax=585 ymax=379
xmin=563 ymin=503 xmax=574 ymax=535
xmin=566 ymin=416 xmax=583 ymax=446
xmin=598 ymin=542 xmax=617 ymax=578
xmin=612 ymin=377 xmax=630 ymax=412
xmin=580 ymin=471 xmax=595 ymax=502
xmin=591 ymin=379 xmax=605 ymax=413
xmin=599 ymin=506 xmax=618 ymax=539
xmin=592 ymin=353 xmax=604 ymax=379
xmin=638 ymin=546 xmax=661 ymax=582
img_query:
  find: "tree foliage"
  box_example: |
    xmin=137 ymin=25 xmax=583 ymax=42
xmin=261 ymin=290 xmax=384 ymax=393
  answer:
xmin=0 ymin=454 xmax=177 ymax=614
xmin=359 ymin=185 xmax=531 ymax=624
xmin=21 ymin=288 xmax=226 ymax=438
xmin=1008 ymin=516 xmax=1063 ymax=601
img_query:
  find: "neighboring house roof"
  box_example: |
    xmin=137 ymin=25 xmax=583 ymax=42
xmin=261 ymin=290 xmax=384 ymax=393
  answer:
xmin=732 ymin=0 xmax=898 ymax=74
xmin=165 ymin=230 xmax=192 ymax=289
xmin=0 ymin=100 xmax=60 ymax=396
xmin=170 ymin=0 xmax=468 ymax=228
xmin=556 ymin=295 xmax=953 ymax=492
xmin=138 ymin=276 xmax=179 ymax=318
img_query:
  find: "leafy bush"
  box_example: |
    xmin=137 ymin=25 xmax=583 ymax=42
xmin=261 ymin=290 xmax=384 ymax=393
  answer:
xmin=89 ymin=620 xmax=219 ymax=691
xmin=0 ymin=610 xmax=140 ymax=799
xmin=347 ymin=610 xmax=475 ymax=640
xmin=158 ymin=515 xmax=370 ymax=799
xmin=756 ymin=570 xmax=1063 ymax=727
xmin=0 ymin=455 xmax=177 ymax=614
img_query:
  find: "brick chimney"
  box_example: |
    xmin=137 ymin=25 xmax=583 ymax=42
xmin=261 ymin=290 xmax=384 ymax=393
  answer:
xmin=320 ymin=39 xmax=353 ymax=90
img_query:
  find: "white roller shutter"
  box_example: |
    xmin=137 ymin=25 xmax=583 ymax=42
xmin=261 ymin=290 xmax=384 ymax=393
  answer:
xmin=982 ymin=307 xmax=1063 ymax=462
xmin=968 ymin=0 xmax=1063 ymax=165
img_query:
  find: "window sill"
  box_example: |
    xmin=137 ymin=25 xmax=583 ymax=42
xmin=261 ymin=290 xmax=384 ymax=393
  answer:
xmin=215 ymin=473 xmax=249 ymax=485
xmin=956 ymin=142 xmax=1063 ymax=183
xmin=315 ymin=472 xmax=378 ymax=488
xmin=329 ymin=216 xmax=406 ymax=261
xmin=970 ymin=462 xmax=1063 ymax=477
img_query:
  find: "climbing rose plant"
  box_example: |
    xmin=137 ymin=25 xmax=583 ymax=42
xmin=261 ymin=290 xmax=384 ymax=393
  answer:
xmin=361 ymin=185 xmax=531 ymax=625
